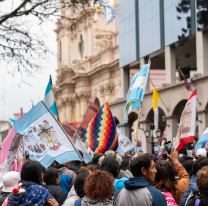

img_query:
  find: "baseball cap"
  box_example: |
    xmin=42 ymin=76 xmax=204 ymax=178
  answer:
xmin=196 ymin=148 xmax=207 ymax=158
xmin=2 ymin=171 xmax=21 ymax=192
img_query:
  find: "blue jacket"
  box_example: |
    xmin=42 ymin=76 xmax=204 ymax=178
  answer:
xmin=181 ymin=175 xmax=199 ymax=206
xmin=114 ymin=177 xmax=167 ymax=206
xmin=7 ymin=180 xmax=54 ymax=206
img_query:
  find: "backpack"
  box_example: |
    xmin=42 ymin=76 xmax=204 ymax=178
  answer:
xmin=185 ymin=188 xmax=201 ymax=206
xmin=161 ymin=192 xmax=178 ymax=206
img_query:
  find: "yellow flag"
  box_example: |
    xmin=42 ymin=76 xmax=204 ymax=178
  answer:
xmin=72 ymin=113 xmax=76 ymax=122
xmin=152 ymin=87 xmax=160 ymax=110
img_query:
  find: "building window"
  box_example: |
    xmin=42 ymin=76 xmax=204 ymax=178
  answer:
xmin=79 ymin=35 xmax=84 ymax=58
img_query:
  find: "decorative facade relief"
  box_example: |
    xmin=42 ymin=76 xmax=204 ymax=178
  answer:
xmin=93 ymin=30 xmax=114 ymax=55
xmin=104 ymin=83 xmax=114 ymax=95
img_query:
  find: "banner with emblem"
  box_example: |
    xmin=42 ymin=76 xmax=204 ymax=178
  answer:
xmin=13 ymin=101 xmax=81 ymax=168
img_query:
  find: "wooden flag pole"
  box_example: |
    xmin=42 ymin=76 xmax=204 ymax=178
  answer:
xmin=149 ymin=78 xmax=169 ymax=112
xmin=135 ymin=106 xmax=142 ymax=154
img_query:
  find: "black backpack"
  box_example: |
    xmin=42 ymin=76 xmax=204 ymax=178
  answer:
xmin=185 ymin=188 xmax=201 ymax=206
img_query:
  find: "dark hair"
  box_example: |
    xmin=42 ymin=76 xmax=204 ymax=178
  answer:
xmin=152 ymin=160 xmax=179 ymax=204
xmin=84 ymin=170 xmax=114 ymax=200
xmin=130 ymin=155 xmax=153 ymax=177
xmin=21 ymin=161 xmax=45 ymax=184
xmin=183 ymin=155 xmax=193 ymax=161
xmin=192 ymin=156 xmax=208 ymax=176
xmin=181 ymin=160 xmax=193 ymax=178
xmin=43 ymin=167 xmax=59 ymax=184
xmin=74 ymin=172 xmax=89 ymax=198
xmin=101 ymin=157 xmax=119 ymax=178
xmin=121 ymin=158 xmax=130 ymax=171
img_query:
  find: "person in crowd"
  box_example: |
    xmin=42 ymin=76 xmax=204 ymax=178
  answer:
xmin=5 ymin=160 xmax=57 ymax=206
xmin=187 ymin=166 xmax=208 ymax=206
xmin=181 ymin=156 xmax=208 ymax=206
xmin=74 ymin=170 xmax=114 ymax=206
xmin=55 ymin=160 xmax=77 ymax=193
xmin=181 ymin=160 xmax=193 ymax=178
xmin=196 ymin=148 xmax=207 ymax=159
xmin=101 ymin=156 xmax=128 ymax=193
xmin=44 ymin=167 xmax=67 ymax=205
xmin=87 ymin=165 xmax=96 ymax=173
xmin=65 ymin=172 xmax=89 ymax=206
xmin=120 ymin=157 xmax=133 ymax=178
xmin=0 ymin=171 xmax=20 ymax=205
xmin=114 ymin=155 xmax=167 ymax=206
xmin=92 ymin=154 xmax=103 ymax=169
xmin=69 ymin=150 xmax=83 ymax=173
xmin=99 ymin=150 xmax=127 ymax=178
xmin=152 ymin=147 xmax=190 ymax=206
xmin=17 ymin=185 xmax=59 ymax=206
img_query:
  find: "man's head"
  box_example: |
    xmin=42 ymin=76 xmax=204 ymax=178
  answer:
xmin=130 ymin=155 xmax=157 ymax=182
xmin=196 ymin=148 xmax=207 ymax=158
xmin=196 ymin=166 xmax=208 ymax=195
xmin=192 ymin=156 xmax=208 ymax=176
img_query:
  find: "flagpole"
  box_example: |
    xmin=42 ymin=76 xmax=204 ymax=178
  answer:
xmin=41 ymin=101 xmax=84 ymax=163
xmin=135 ymin=106 xmax=142 ymax=154
xmin=50 ymin=75 xmax=61 ymax=122
xmin=149 ymin=78 xmax=169 ymax=112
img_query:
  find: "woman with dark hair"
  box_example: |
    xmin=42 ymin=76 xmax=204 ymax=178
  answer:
xmin=65 ymin=172 xmax=89 ymax=206
xmin=120 ymin=158 xmax=133 ymax=178
xmin=153 ymin=148 xmax=190 ymax=206
xmin=101 ymin=157 xmax=128 ymax=193
xmin=74 ymin=170 xmax=113 ymax=206
xmin=6 ymin=160 xmax=58 ymax=206
xmin=44 ymin=167 xmax=67 ymax=205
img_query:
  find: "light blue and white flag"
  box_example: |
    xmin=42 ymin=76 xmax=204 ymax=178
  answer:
xmin=9 ymin=118 xmax=16 ymax=126
xmin=116 ymin=127 xmax=133 ymax=154
xmin=101 ymin=5 xmax=115 ymax=25
xmin=44 ymin=77 xmax=58 ymax=116
xmin=122 ymin=64 xmax=150 ymax=124
xmin=13 ymin=101 xmax=81 ymax=168
xmin=75 ymin=133 xmax=92 ymax=163
xmin=195 ymin=127 xmax=208 ymax=153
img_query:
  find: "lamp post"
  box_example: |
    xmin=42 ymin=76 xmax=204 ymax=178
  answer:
xmin=144 ymin=124 xmax=161 ymax=154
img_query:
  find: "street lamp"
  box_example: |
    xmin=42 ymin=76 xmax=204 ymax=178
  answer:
xmin=144 ymin=124 xmax=161 ymax=154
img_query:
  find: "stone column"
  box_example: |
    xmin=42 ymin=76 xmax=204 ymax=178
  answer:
xmin=197 ymin=110 xmax=208 ymax=138
xmin=61 ymin=100 xmax=66 ymax=122
xmin=196 ymin=31 xmax=208 ymax=74
xmin=165 ymin=46 xmax=176 ymax=84
xmin=61 ymin=32 xmax=69 ymax=66
xmin=65 ymin=98 xmax=73 ymax=123
xmin=120 ymin=68 xmax=130 ymax=98
xmin=140 ymin=121 xmax=152 ymax=153
xmin=104 ymin=83 xmax=114 ymax=103
xmin=166 ymin=116 xmax=178 ymax=142
xmin=70 ymin=35 xmax=74 ymax=61
xmin=140 ymin=58 xmax=149 ymax=91
xmin=74 ymin=93 xmax=80 ymax=122
xmin=79 ymin=91 xmax=90 ymax=117
xmin=99 ymin=85 xmax=104 ymax=105
xmin=88 ymin=21 xmax=93 ymax=56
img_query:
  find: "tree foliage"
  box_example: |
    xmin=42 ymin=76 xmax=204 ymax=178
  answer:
xmin=0 ymin=0 xmax=105 ymax=76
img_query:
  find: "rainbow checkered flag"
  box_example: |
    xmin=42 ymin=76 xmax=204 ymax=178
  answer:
xmin=81 ymin=102 xmax=118 ymax=154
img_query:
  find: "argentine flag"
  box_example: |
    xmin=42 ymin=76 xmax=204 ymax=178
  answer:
xmin=121 ymin=64 xmax=150 ymax=124
xmin=13 ymin=101 xmax=81 ymax=168
xmin=44 ymin=77 xmax=58 ymax=116
xmin=101 ymin=5 xmax=115 ymax=25
xmin=195 ymin=127 xmax=208 ymax=153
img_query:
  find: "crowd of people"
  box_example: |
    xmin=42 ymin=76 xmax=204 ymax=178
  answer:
xmin=0 ymin=147 xmax=208 ymax=206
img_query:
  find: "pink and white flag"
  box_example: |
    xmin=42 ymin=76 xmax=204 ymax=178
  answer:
xmin=0 ymin=111 xmax=24 ymax=180
xmin=174 ymin=89 xmax=197 ymax=151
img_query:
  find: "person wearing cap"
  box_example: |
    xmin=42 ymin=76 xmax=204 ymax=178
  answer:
xmin=196 ymin=148 xmax=207 ymax=159
xmin=0 ymin=171 xmax=20 ymax=205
